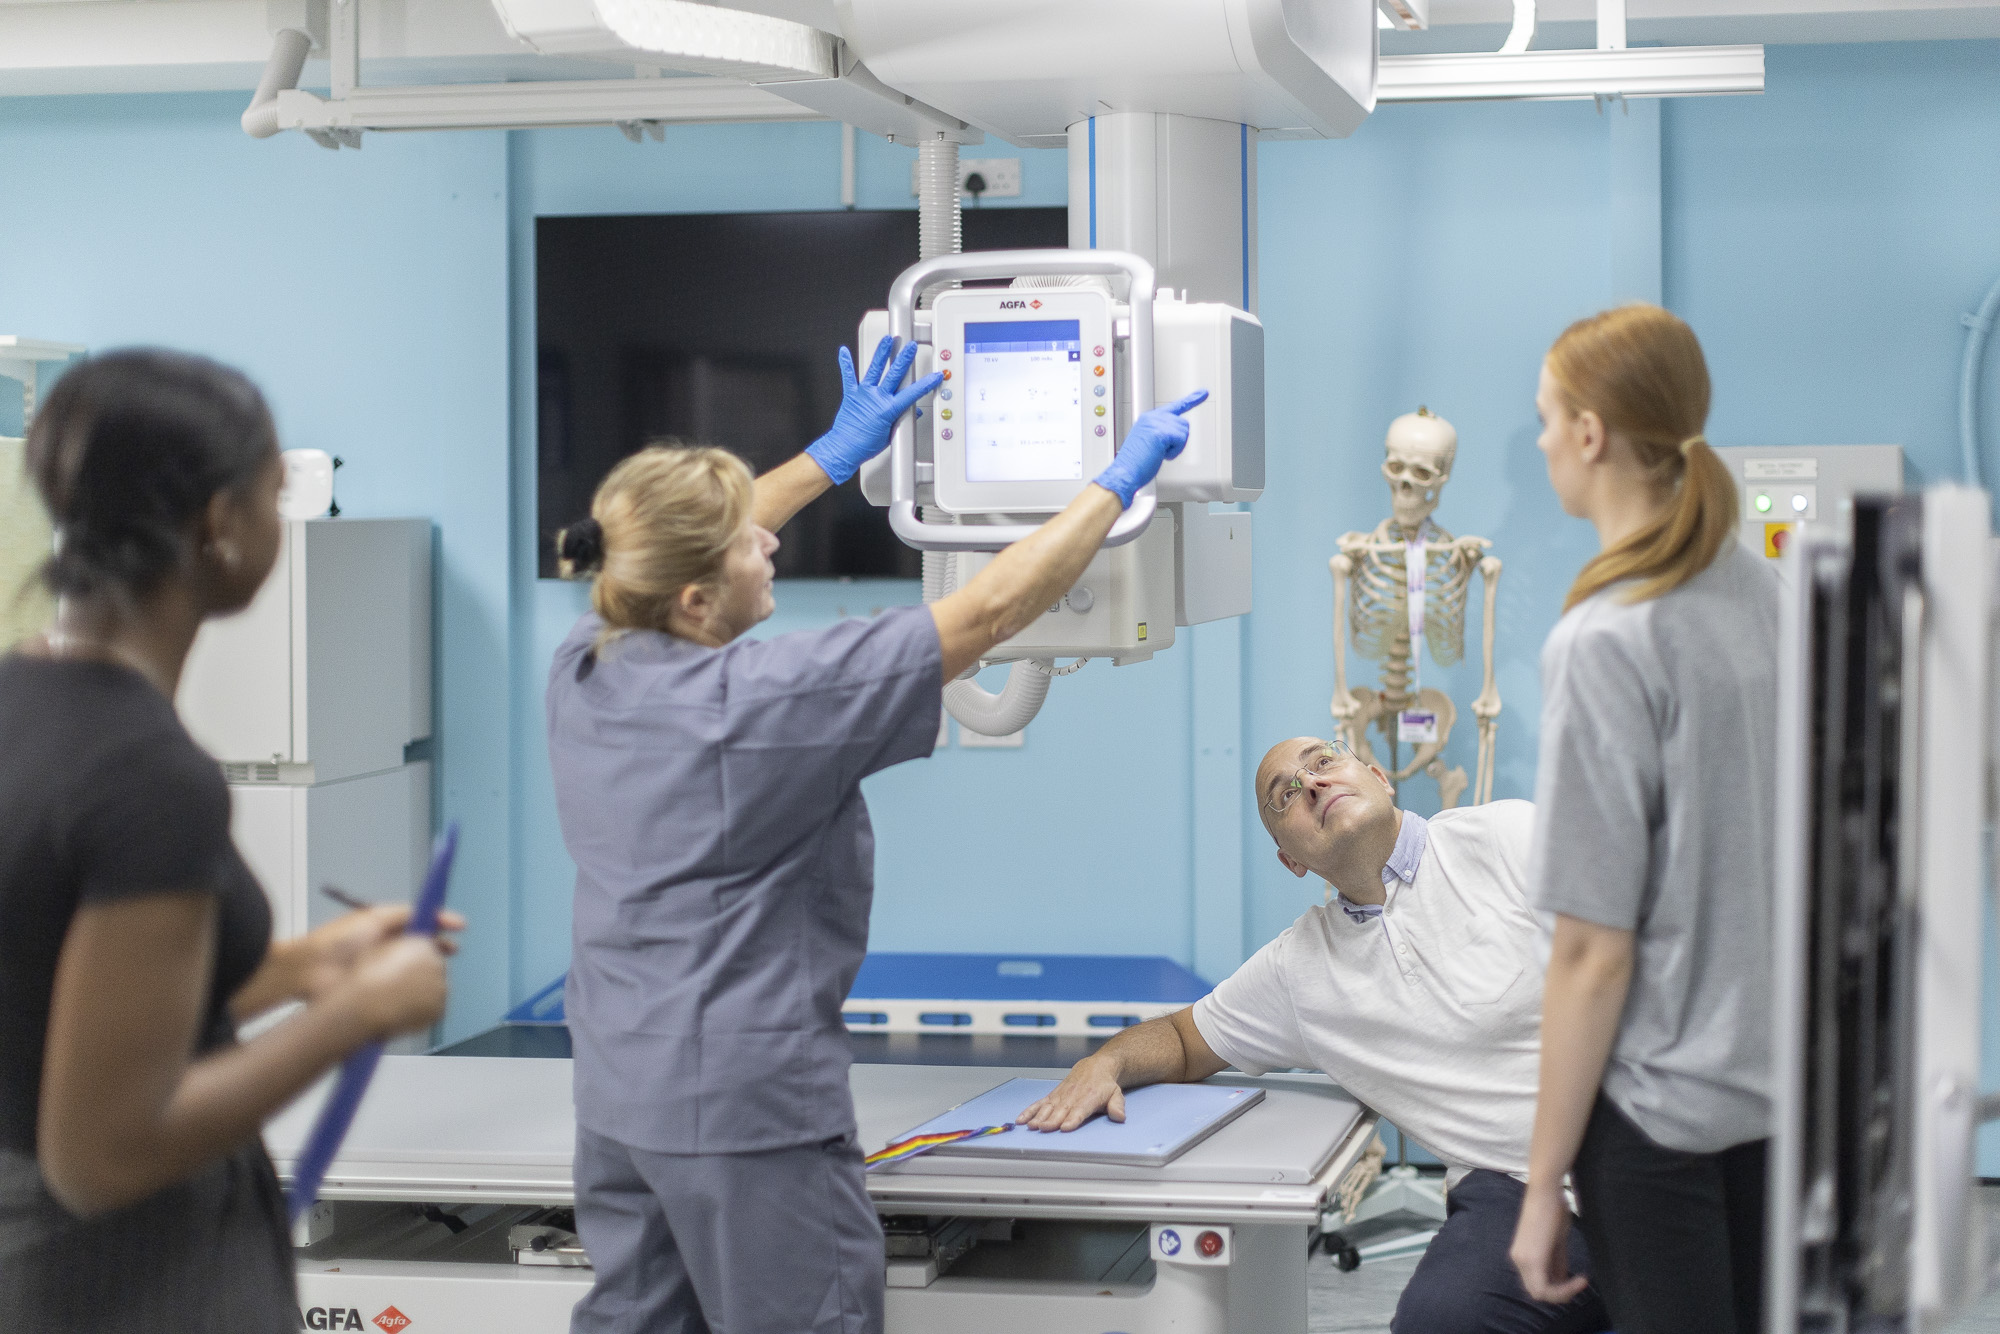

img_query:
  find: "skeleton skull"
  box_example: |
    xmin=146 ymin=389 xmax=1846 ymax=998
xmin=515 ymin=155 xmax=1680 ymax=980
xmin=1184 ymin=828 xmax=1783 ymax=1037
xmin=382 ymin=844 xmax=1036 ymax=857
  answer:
xmin=1382 ymin=407 xmax=1458 ymax=532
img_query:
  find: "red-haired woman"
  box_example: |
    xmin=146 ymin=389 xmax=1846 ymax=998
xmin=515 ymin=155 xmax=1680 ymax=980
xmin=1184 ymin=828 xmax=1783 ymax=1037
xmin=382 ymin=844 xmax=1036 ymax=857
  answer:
xmin=1508 ymin=305 xmax=1777 ymax=1334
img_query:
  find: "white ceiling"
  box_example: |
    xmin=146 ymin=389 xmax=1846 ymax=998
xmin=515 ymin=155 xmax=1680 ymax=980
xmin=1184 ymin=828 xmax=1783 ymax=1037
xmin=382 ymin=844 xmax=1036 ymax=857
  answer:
xmin=0 ymin=0 xmax=1992 ymax=99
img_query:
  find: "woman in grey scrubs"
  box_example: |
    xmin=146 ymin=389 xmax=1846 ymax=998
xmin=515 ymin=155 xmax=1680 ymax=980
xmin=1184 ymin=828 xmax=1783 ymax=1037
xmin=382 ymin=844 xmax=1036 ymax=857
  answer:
xmin=546 ymin=337 xmax=1205 ymax=1334
xmin=1507 ymin=305 xmax=1777 ymax=1334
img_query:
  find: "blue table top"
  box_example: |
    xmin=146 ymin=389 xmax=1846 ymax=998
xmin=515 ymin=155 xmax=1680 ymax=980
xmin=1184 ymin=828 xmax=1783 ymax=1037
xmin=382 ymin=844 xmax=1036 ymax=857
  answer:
xmin=502 ymin=952 xmax=1212 ymax=1025
xmin=887 ymin=1076 xmax=1263 ymax=1167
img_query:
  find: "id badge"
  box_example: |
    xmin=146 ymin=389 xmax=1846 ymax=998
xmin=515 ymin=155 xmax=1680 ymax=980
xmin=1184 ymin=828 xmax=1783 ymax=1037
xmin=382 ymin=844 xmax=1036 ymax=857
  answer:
xmin=1398 ymin=710 xmax=1438 ymax=744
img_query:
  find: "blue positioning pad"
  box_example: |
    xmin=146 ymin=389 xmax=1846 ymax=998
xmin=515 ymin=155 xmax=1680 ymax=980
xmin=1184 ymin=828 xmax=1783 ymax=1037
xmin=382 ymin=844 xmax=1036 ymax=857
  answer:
xmin=504 ymin=954 xmax=1213 ymax=1026
xmin=894 ymin=1077 xmax=1264 ymax=1168
xmin=850 ymin=954 xmax=1212 ymax=1003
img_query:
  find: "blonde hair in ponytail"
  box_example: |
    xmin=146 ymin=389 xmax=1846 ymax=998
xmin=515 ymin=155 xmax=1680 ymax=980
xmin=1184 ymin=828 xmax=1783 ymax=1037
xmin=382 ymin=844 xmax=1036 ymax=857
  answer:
xmin=1548 ymin=304 xmax=1737 ymax=612
xmin=554 ymin=444 xmax=754 ymax=641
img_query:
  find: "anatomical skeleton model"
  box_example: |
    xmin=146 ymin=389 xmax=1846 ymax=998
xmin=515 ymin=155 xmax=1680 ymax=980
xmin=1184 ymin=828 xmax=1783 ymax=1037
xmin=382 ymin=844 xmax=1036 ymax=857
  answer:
xmin=1330 ymin=408 xmax=1502 ymax=809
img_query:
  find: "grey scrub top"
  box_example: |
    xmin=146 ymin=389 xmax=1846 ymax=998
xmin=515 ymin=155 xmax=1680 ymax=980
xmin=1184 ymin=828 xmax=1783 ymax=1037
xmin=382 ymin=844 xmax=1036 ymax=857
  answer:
xmin=546 ymin=606 xmax=942 ymax=1156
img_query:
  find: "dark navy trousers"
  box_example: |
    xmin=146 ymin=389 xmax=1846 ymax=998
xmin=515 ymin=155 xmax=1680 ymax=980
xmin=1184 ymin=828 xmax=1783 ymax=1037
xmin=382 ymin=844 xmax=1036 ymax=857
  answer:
xmin=1392 ymin=1169 xmax=1611 ymax=1334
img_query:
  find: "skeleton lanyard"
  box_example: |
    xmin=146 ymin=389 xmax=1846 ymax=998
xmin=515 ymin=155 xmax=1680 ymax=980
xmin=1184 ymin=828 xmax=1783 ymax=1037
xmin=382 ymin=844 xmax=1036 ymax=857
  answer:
xmin=1398 ymin=525 xmax=1439 ymax=745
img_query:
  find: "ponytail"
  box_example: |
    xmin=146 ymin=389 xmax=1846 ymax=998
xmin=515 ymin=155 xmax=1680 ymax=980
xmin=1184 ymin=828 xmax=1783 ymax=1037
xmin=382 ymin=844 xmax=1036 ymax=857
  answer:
xmin=1549 ymin=305 xmax=1735 ymax=612
xmin=556 ymin=443 xmax=753 ymax=644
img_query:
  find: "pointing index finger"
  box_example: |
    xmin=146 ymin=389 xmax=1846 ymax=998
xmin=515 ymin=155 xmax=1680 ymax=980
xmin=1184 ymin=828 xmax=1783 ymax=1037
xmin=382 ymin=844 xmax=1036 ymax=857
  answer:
xmin=1165 ymin=389 xmax=1210 ymax=416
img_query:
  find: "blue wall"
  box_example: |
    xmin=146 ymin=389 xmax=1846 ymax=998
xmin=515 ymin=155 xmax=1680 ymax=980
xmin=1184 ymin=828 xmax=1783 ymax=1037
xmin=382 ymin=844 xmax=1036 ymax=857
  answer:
xmin=0 ymin=94 xmax=517 ymax=1036
xmin=5 ymin=46 xmax=2000 ymax=1150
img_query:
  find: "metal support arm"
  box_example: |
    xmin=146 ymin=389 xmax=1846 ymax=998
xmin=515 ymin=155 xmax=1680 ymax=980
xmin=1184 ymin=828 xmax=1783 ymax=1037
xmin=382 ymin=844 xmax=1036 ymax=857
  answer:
xmin=886 ymin=248 xmax=1157 ymax=553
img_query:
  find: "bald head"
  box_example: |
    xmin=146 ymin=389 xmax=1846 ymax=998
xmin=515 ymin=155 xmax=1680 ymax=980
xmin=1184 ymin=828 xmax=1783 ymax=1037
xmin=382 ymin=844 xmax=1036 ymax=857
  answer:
xmin=1254 ymin=735 xmax=1401 ymax=887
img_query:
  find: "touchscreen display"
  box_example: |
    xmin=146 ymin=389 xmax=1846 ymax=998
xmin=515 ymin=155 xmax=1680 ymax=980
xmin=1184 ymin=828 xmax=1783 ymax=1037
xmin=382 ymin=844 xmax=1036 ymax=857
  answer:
xmin=962 ymin=319 xmax=1085 ymax=483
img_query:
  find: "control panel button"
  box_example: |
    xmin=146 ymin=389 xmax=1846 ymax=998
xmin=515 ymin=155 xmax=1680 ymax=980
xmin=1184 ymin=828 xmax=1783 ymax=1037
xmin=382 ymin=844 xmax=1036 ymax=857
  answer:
xmin=941 ymin=388 xmax=952 ymax=401
xmin=941 ymin=409 xmax=953 ymax=420
xmin=1065 ymin=585 xmax=1095 ymax=613
xmin=1094 ymin=425 xmax=1107 ymax=436
xmin=1093 ymin=345 xmax=1106 ymax=357
xmin=1092 ymin=366 xmax=1105 ymax=377
xmin=941 ymin=370 xmax=952 ymax=380
xmin=1093 ymin=385 xmax=1105 ymax=398
xmin=939 ymin=349 xmax=951 ymax=360
xmin=941 ymin=429 xmax=953 ymax=440
xmin=1093 ymin=406 xmax=1106 ymax=417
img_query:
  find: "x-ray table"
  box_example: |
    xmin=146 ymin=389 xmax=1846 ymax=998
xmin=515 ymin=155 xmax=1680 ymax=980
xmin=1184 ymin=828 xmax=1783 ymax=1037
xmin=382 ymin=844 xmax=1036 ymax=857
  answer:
xmin=267 ymin=1055 xmax=1374 ymax=1334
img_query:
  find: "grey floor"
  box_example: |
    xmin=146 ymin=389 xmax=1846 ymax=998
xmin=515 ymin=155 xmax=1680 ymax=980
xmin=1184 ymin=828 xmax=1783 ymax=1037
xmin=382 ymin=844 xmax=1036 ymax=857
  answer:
xmin=1305 ymin=1186 xmax=2000 ymax=1334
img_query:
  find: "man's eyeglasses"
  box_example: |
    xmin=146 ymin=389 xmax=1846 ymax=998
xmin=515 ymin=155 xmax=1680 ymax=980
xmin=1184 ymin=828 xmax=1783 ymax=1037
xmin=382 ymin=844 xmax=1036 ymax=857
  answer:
xmin=1267 ymin=740 xmax=1354 ymax=815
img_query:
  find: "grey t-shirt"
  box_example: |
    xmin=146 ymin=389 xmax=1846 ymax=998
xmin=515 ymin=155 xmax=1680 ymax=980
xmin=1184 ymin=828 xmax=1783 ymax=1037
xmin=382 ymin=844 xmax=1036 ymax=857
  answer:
xmin=1528 ymin=542 xmax=1779 ymax=1154
xmin=546 ymin=607 xmax=941 ymax=1155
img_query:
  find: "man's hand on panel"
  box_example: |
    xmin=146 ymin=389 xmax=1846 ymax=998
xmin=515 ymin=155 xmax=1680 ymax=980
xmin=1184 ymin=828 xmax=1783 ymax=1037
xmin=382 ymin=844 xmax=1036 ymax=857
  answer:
xmin=1016 ymin=1056 xmax=1126 ymax=1132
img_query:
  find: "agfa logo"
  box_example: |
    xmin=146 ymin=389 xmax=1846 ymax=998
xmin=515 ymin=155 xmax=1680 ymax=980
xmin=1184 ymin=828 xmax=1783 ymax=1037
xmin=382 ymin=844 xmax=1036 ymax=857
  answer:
xmin=1030 ymin=299 xmax=1042 ymax=309
xmin=299 ymin=1309 xmax=365 ymax=1331
xmin=373 ymin=1307 xmax=413 ymax=1332
xmin=997 ymin=300 xmax=1030 ymax=309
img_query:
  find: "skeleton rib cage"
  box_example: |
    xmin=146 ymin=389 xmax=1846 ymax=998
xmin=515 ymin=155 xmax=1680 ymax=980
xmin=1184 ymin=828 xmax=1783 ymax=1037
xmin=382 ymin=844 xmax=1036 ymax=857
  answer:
xmin=1343 ymin=519 xmax=1488 ymax=687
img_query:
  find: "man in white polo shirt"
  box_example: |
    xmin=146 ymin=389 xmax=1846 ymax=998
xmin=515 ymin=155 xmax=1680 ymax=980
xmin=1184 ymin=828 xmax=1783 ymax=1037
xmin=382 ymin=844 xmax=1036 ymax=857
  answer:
xmin=1017 ymin=736 xmax=1608 ymax=1334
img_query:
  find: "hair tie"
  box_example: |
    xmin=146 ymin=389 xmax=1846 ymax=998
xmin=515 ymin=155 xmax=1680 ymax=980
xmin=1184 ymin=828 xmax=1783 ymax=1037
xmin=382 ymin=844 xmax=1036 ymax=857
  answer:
xmin=558 ymin=517 xmax=606 ymax=576
xmin=1680 ymin=434 xmax=1708 ymax=455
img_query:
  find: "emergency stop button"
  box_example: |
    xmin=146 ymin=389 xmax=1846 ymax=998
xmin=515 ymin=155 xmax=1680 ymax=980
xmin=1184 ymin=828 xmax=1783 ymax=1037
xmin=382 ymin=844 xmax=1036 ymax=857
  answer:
xmin=1764 ymin=523 xmax=1796 ymax=558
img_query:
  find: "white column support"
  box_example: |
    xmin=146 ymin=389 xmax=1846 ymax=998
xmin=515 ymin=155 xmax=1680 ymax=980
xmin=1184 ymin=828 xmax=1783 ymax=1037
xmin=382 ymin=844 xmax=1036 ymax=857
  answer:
xmin=1065 ymin=112 xmax=1257 ymax=978
xmin=329 ymin=0 xmax=357 ymax=99
xmin=840 ymin=122 xmax=858 ymax=208
xmin=1068 ymin=113 xmax=1257 ymax=312
xmin=1598 ymin=0 xmax=1628 ymax=50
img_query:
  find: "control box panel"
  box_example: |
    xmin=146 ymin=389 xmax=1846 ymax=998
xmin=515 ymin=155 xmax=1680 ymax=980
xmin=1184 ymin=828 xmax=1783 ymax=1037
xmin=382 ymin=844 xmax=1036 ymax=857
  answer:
xmin=1713 ymin=445 xmax=1904 ymax=562
xmin=929 ymin=286 xmax=1120 ymax=515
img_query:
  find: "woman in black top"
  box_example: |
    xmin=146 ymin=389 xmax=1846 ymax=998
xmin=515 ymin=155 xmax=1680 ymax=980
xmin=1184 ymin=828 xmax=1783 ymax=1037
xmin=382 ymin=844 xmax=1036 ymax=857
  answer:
xmin=0 ymin=350 xmax=459 ymax=1332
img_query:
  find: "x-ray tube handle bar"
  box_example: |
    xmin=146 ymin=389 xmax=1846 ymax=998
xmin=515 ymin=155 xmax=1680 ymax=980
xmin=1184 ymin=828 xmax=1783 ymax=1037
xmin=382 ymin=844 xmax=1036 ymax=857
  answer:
xmin=887 ymin=248 xmax=1157 ymax=553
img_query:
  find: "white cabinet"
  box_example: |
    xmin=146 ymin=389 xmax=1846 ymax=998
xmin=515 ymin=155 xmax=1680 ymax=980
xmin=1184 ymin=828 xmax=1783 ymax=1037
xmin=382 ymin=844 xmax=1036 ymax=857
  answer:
xmin=231 ymin=764 xmax=432 ymax=943
xmin=178 ymin=518 xmax=435 ymax=942
xmin=179 ymin=518 xmax=431 ymax=784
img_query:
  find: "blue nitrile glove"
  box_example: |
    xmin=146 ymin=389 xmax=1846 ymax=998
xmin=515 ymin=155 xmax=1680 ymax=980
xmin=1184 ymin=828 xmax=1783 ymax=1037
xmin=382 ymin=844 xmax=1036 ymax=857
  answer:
xmin=1092 ymin=390 xmax=1210 ymax=507
xmin=805 ymin=336 xmax=946 ymax=485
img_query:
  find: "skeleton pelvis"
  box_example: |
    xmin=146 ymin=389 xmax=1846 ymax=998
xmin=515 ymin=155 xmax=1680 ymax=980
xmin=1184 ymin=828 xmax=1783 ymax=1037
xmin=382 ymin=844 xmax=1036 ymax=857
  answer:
xmin=1338 ymin=687 xmax=1457 ymax=781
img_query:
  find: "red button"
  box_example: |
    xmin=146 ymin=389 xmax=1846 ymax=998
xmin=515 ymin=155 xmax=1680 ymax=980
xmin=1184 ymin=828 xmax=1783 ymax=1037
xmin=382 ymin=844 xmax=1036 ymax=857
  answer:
xmin=1197 ymin=1231 xmax=1224 ymax=1258
xmin=941 ymin=370 xmax=952 ymax=380
xmin=939 ymin=350 xmax=951 ymax=360
xmin=1094 ymin=345 xmax=1105 ymax=356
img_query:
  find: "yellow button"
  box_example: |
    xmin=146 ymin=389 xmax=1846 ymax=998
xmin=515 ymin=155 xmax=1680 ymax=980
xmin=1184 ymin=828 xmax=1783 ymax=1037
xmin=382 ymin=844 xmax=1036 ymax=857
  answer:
xmin=940 ymin=409 xmax=953 ymax=419
xmin=1093 ymin=405 xmax=1106 ymax=417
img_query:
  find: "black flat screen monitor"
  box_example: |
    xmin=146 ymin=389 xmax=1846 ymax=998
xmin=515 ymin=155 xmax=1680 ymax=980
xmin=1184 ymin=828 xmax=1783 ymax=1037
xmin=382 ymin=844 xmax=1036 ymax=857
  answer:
xmin=536 ymin=207 xmax=1070 ymax=579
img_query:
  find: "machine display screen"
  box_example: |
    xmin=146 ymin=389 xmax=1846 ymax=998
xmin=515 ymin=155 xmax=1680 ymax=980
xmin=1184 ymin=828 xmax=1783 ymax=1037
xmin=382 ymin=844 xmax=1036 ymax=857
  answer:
xmin=962 ymin=319 xmax=1085 ymax=483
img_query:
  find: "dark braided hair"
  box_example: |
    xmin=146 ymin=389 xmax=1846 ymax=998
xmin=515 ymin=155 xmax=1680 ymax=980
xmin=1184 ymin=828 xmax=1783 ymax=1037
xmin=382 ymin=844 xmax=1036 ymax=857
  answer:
xmin=25 ymin=349 xmax=277 ymax=602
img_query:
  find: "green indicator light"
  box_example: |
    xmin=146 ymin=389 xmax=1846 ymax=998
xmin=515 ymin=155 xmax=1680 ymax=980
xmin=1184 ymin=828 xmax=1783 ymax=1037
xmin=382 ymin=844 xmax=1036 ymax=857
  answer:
xmin=1754 ymin=493 xmax=1772 ymax=513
